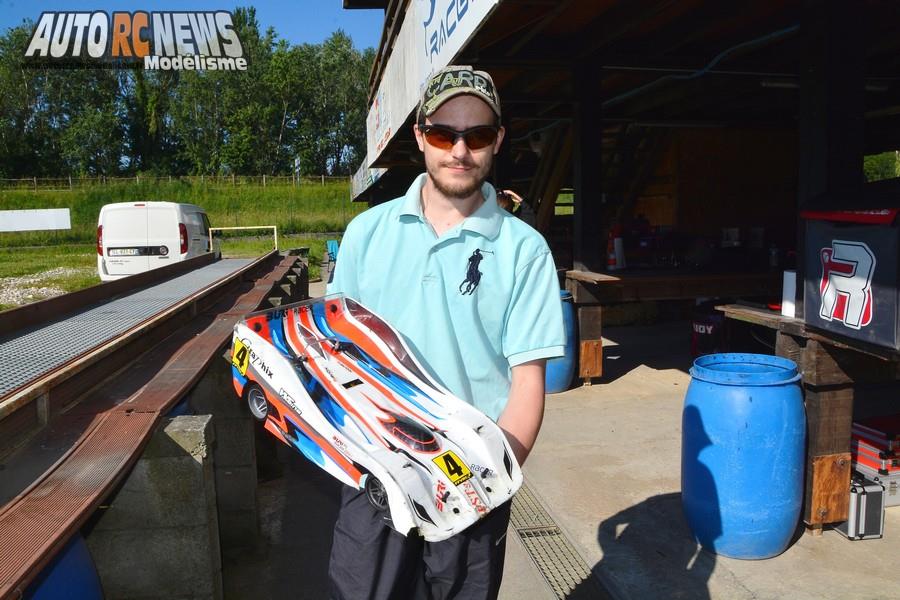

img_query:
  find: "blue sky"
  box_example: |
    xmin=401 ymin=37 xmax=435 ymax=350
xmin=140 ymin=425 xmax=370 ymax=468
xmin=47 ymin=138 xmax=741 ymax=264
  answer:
xmin=0 ymin=1 xmax=385 ymax=50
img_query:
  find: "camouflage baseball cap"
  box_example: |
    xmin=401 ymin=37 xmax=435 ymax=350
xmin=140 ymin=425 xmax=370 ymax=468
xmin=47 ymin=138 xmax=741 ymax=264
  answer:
xmin=418 ymin=65 xmax=501 ymax=122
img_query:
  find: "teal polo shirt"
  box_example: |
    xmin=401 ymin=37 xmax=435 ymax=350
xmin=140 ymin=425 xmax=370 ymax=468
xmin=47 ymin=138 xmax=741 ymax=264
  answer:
xmin=327 ymin=174 xmax=565 ymax=421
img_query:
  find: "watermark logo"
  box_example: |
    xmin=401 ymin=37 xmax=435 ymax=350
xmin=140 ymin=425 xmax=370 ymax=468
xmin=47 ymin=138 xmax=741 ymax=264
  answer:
xmin=24 ymin=11 xmax=247 ymax=71
xmin=818 ymin=240 xmax=875 ymax=330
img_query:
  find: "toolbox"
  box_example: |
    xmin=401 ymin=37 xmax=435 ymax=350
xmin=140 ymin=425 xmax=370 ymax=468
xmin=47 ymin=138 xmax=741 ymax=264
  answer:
xmin=835 ymin=474 xmax=885 ymax=540
xmin=854 ymin=463 xmax=900 ymax=507
xmin=853 ymin=415 xmax=900 ymax=454
xmin=851 ymin=438 xmax=900 ymax=475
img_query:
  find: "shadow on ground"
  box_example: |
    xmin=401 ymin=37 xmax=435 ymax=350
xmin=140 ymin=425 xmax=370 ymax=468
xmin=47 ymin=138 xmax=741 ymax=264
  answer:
xmin=222 ymin=441 xmax=342 ymax=600
xmin=598 ymin=318 xmax=777 ymax=384
xmin=567 ymin=493 xmax=716 ymax=600
xmin=599 ymin=321 xmax=695 ymax=383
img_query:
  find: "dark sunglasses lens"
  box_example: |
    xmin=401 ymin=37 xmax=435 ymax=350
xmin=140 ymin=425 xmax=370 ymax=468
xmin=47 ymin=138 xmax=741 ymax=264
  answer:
xmin=423 ymin=126 xmax=498 ymax=150
xmin=423 ymin=128 xmax=456 ymax=150
xmin=463 ymin=127 xmax=498 ymax=149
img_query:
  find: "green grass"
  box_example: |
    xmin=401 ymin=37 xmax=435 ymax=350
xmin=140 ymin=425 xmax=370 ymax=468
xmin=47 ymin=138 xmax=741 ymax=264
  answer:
xmin=218 ymin=234 xmax=328 ymax=280
xmin=555 ymin=192 xmax=574 ymax=215
xmin=0 ymin=180 xmax=351 ymax=308
xmin=0 ymin=179 xmax=365 ymax=247
xmin=0 ymin=244 xmax=96 ymax=277
xmin=0 ymin=235 xmax=332 ymax=310
xmin=0 ymin=244 xmax=98 ymax=310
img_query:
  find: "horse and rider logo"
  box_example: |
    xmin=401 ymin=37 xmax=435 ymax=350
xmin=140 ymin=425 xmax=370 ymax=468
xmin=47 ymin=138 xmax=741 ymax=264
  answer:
xmin=459 ymin=248 xmax=492 ymax=295
xmin=818 ymin=240 xmax=875 ymax=330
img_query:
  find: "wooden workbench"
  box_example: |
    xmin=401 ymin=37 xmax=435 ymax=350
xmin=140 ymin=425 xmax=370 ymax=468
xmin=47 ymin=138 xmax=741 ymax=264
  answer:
xmin=564 ymin=269 xmax=781 ymax=382
xmin=718 ymin=303 xmax=900 ymax=534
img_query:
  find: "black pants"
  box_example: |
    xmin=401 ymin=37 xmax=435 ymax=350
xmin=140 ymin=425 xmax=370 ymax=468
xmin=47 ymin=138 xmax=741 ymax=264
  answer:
xmin=328 ymin=486 xmax=512 ymax=600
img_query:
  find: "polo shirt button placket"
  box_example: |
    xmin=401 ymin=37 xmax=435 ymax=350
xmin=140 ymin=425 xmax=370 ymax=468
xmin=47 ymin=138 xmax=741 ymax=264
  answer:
xmin=422 ymin=250 xmax=436 ymax=285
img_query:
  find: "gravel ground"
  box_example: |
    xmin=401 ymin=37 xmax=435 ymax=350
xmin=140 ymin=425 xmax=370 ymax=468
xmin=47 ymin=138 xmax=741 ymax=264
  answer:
xmin=0 ymin=267 xmax=94 ymax=306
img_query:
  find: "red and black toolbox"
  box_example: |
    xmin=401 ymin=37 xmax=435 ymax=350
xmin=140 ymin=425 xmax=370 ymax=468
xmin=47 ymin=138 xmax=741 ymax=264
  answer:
xmin=851 ymin=438 xmax=900 ymax=475
xmin=851 ymin=415 xmax=900 ymax=476
xmin=853 ymin=414 xmax=900 ymax=454
xmin=802 ymin=209 xmax=900 ymax=350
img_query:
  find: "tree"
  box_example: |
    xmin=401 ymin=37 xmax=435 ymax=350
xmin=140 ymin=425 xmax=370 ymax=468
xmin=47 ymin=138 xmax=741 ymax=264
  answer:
xmin=0 ymin=10 xmax=376 ymax=178
xmin=863 ymin=151 xmax=900 ymax=183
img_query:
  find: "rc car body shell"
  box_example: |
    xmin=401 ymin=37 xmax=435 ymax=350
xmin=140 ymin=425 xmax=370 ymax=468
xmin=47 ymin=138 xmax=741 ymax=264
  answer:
xmin=231 ymin=294 xmax=522 ymax=542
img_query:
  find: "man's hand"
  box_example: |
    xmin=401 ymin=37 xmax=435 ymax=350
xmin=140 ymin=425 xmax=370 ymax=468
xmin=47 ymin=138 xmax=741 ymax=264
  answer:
xmin=497 ymin=359 xmax=546 ymax=467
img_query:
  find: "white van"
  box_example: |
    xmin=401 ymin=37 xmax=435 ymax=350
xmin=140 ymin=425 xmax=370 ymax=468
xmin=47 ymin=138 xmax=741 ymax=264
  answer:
xmin=96 ymin=202 xmax=220 ymax=281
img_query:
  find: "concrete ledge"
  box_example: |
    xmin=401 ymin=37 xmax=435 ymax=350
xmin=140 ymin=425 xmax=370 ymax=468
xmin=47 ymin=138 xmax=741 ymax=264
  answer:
xmin=86 ymin=415 xmax=223 ymax=600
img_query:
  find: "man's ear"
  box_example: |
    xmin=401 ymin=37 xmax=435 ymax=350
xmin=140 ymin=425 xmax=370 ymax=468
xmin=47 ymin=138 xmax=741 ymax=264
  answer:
xmin=493 ymin=125 xmax=506 ymax=156
xmin=413 ymin=123 xmax=426 ymax=152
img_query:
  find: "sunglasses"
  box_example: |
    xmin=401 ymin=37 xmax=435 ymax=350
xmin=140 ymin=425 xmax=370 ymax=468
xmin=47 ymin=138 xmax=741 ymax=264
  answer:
xmin=419 ymin=124 xmax=499 ymax=150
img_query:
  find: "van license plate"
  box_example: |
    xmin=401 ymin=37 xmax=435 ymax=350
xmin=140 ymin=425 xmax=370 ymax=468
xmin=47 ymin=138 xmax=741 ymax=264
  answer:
xmin=109 ymin=248 xmax=140 ymax=256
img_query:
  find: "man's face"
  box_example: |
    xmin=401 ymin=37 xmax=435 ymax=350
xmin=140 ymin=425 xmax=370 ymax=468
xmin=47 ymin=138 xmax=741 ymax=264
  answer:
xmin=414 ymin=95 xmax=505 ymax=200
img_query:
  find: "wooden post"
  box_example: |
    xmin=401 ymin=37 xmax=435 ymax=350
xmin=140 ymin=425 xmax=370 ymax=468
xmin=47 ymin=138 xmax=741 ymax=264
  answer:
xmin=797 ymin=0 xmax=864 ymax=318
xmin=321 ymin=174 xmax=325 ymax=186
xmin=572 ymin=61 xmax=605 ymax=272
xmin=232 ymin=173 xmax=236 ymax=186
xmin=577 ymin=305 xmax=603 ymax=384
xmin=68 ymin=175 xmax=72 ymax=190
xmin=263 ymin=174 xmax=266 ymax=187
xmin=776 ymin=333 xmax=899 ymax=531
xmin=33 ymin=176 xmax=37 ymax=191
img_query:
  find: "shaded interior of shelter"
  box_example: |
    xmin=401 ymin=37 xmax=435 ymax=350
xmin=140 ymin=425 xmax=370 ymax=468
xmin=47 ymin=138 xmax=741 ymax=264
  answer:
xmin=352 ymin=0 xmax=900 ymax=283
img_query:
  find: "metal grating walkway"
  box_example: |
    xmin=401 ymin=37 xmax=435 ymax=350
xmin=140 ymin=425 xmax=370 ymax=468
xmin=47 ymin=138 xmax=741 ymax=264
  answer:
xmin=0 ymin=259 xmax=252 ymax=398
xmin=510 ymin=482 xmax=610 ymax=600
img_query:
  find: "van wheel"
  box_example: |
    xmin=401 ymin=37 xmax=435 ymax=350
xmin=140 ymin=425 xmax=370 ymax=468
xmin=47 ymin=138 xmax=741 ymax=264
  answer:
xmin=364 ymin=476 xmax=389 ymax=511
xmin=245 ymin=384 xmax=269 ymax=421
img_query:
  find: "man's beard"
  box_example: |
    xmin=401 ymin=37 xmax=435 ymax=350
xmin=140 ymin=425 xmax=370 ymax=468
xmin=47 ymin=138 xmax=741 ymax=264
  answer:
xmin=426 ymin=159 xmax=491 ymax=200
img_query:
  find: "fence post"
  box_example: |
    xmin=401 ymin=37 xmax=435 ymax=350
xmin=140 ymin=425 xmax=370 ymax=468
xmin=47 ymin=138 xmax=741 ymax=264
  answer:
xmin=321 ymin=174 xmax=324 ymax=186
xmin=169 ymin=175 xmax=172 ymax=183
xmin=136 ymin=175 xmax=140 ymax=184
xmin=33 ymin=176 xmax=37 ymax=191
xmin=68 ymin=175 xmax=72 ymax=190
xmin=232 ymin=173 xmax=236 ymax=186
xmin=263 ymin=174 xmax=266 ymax=187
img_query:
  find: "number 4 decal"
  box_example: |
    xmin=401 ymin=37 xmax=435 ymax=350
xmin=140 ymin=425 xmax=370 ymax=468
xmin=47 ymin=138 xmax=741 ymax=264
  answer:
xmin=232 ymin=339 xmax=250 ymax=376
xmin=433 ymin=450 xmax=472 ymax=485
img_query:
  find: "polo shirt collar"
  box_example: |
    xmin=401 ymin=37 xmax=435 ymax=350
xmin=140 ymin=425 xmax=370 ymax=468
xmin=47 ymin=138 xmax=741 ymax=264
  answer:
xmin=399 ymin=173 xmax=504 ymax=240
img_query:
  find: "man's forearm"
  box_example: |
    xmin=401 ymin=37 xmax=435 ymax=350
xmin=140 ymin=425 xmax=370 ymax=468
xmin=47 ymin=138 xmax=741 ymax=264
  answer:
xmin=496 ymin=360 xmax=546 ymax=466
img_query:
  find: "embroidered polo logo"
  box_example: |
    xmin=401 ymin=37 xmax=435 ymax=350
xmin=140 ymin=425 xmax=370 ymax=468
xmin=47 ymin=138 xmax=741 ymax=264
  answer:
xmin=459 ymin=249 xmax=493 ymax=295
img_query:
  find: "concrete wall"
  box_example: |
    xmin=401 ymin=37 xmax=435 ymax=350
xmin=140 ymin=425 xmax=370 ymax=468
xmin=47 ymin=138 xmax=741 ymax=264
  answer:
xmin=188 ymin=356 xmax=260 ymax=550
xmin=85 ymin=415 xmax=223 ymax=600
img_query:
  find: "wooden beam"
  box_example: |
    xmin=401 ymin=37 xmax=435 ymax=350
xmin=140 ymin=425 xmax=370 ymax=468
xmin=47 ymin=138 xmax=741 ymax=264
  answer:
xmin=573 ymin=0 xmax=682 ymax=60
xmin=797 ymin=0 xmax=865 ymax=209
xmin=535 ymin=126 xmax=573 ymax=233
xmin=805 ymin=452 xmax=851 ymax=525
xmin=504 ymin=0 xmax=576 ymax=57
xmin=572 ymin=61 xmax=605 ymax=272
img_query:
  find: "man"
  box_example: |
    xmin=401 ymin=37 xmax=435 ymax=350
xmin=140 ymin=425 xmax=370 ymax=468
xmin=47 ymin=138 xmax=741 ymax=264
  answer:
xmin=327 ymin=65 xmax=565 ymax=600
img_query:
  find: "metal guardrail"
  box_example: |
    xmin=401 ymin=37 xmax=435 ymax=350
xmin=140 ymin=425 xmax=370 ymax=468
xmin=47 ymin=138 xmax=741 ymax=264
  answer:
xmin=0 ymin=253 xmax=277 ymax=458
xmin=0 ymin=253 xmax=307 ymax=599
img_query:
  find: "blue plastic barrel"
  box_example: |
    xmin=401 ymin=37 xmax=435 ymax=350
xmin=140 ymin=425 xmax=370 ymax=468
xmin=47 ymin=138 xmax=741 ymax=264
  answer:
xmin=26 ymin=534 xmax=103 ymax=600
xmin=681 ymin=353 xmax=805 ymax=559
xmin=545 ymin=290 xmax=576 ymax=394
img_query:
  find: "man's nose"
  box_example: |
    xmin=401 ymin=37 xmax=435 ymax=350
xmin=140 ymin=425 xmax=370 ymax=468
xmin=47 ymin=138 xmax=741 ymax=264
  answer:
xmin=450 ymin=136 xmax=469 ymax=159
